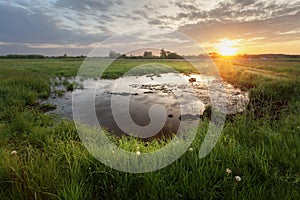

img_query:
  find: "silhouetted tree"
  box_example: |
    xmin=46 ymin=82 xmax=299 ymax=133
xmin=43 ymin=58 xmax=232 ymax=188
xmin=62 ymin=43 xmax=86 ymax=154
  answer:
xmin=143 ymin=51 xmax=153 ymax=58
xmin=4 ymin=54 xmax=45 ymax=59
xmin=166 ymin=52 xmax=181 ymax=59
xmin=160 ymin=49 xmax=166 ymax=58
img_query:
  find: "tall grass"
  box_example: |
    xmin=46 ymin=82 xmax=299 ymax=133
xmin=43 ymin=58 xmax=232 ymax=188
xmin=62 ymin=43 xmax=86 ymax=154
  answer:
xmin=0 ymin=58 xmax=299 ymax=199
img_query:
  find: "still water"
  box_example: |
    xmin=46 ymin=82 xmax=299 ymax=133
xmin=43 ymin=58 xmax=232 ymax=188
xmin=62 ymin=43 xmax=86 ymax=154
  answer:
xmin=42 ymin=73 xmax=249 ymax=139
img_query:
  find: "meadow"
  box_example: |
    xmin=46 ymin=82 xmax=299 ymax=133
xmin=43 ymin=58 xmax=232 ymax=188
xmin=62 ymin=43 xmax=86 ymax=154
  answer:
xmin=0 ymin=58 xmax=299 ymax=199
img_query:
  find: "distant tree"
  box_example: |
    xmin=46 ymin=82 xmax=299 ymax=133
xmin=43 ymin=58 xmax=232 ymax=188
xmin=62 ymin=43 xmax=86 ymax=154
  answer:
xmin=119 ymin=54 xmax=127 ymax=59
xmin=166 ymin=52 xmax=181 ymax=59
xmin=5 ymin=54 xmax=45 ymax=59
xmin=109 ymin=50 xmax=121 ymax=58
xmin=143 ymin=51 xmax=153 ymax=58
xmin=160 ymin=49 xmax=167 ymax=58
xmin=63 ymin=53 xmax=68 ymax=58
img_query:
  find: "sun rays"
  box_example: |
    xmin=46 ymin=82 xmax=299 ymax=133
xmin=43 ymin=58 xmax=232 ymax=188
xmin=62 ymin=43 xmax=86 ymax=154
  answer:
xmin=217 ymin=39 xmax=241 ymax=56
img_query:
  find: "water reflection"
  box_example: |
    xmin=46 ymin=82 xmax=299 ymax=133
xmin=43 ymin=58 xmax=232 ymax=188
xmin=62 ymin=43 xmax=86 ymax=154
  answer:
xmin=42 ymin=73 xmax=249 ymax=139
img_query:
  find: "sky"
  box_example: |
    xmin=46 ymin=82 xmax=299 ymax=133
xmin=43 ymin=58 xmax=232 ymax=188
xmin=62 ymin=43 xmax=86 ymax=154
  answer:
xmin=0 ymin=0 xmax=299 ymax=56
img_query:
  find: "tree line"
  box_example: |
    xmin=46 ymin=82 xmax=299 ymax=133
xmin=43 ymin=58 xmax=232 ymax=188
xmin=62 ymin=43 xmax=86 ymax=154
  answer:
xmin=0 ymin=54 xmax=86 ymax=59
xmin=1 ymin=51 xmax=299 ymax=59
xmin=109 ymin=49 xmax=183 ymax=59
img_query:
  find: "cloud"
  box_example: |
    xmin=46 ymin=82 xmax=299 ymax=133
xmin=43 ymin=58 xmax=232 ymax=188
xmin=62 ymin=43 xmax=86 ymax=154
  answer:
xmin=54 ymin=0 xmax=123 ymax=12
xmin=175 ymin=11 xmax=208 ymax=21
xmin=167 ymin=0 xmax=300 ymax=22
xmin=175 ymin=2 xmax=198 ymax=10
xmin=0 ymin=2 xmax=106 ymax=44
xmin=0 ymin=0 xmax=300 ymax=55
xmin=0 ymin=3 xmax=61 ymax=43
xmin=148 ymin=19 xmax=163 ymax=25
xmin=0 ymin=42 xmax=93 ymax=56
xmin=232 ymin=0 xmax=256 ymax=7
xmin=133 ymin=10 xmax=149 ymax=19
xmin=277 ymin=29 xmax=300 ymax=35
xmin=0 ymin=2 xmax=112 ymax=55
xmin=179 ymin=11 xmax=300 ymax=44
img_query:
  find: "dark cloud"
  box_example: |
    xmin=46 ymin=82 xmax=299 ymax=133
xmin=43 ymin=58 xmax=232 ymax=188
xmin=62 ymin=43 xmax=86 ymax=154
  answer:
xmin=175 ymin=2 xmax=197 ymax=10
xmin=175 ymin=11 xmax=208 ymax=21
xmin=133 ymin=10 xmax=149 ymax=19
xmin=0 ymin=3 xmax=62 ymax=43
xmin=176 ymin=13 xmax=188 ymax=19
xmin=54 ymin=0 xmax=122 ymax=12
xmin=148 ymin=19 xmax=163 ymax=25
xmin=232 ymin=0 xmax=256 ymax=7
xmin=0 ymin=3 xmax=109 ymax=55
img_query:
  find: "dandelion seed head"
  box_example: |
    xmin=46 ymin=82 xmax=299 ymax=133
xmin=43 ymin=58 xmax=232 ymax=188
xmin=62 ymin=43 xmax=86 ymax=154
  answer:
xmin=235 ymin=176 xmax=241 ymax=182
xmin=226 ymin=168 xmax=232 ymax=174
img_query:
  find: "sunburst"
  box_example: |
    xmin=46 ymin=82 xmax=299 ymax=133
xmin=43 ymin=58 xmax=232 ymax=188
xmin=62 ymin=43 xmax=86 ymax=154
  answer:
xmin=217 ymin=39 xmax=240 ymax=56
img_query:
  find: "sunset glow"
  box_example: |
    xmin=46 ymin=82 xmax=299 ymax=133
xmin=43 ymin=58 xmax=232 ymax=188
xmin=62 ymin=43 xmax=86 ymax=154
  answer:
xmin=217 ymin=39 xmax=240 ymax=56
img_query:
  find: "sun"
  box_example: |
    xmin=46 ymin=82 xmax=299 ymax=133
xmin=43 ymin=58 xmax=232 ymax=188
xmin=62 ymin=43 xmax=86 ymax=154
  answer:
xmin=217 ymin=39 xmax=239 ymax=56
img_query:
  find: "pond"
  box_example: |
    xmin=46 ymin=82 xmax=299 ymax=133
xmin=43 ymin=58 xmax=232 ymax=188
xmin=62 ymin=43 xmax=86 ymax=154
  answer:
xmin=41 ymin=73 xmax=249 ymax=139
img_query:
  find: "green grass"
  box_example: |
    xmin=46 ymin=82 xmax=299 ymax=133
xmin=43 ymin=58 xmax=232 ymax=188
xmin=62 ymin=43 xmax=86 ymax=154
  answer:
xmin=0 ymin=58 xmax=299 ymax=199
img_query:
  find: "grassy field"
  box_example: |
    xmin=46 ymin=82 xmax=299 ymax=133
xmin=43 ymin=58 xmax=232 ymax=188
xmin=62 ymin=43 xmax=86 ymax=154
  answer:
xmin=0 ymin=58 xmax=299 ymax=199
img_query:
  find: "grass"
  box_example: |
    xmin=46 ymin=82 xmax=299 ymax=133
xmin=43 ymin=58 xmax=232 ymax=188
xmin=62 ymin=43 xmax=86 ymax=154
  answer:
xmin=0 ymin=58 xmax=299 ymax=199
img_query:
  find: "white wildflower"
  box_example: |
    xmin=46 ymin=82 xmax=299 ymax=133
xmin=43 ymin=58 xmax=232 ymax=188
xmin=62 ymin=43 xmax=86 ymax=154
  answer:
xmin=136 ymin=151 xmax=141 ymax=156
xmin=11 ymin=150 xmax=17 ymax=155
xmin=226 ymin=168 xmax=232 ymax=174
xmin=188 ymin=148 xmax=193 ymax=152
xmin=235 ymin=176 xmax=242 ymax=182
